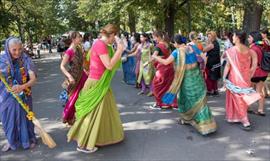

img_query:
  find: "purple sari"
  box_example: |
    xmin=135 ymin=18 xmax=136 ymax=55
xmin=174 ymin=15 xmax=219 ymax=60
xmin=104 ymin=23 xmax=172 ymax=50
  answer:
xmin=0 ymin=37 xmax=36 ymax=150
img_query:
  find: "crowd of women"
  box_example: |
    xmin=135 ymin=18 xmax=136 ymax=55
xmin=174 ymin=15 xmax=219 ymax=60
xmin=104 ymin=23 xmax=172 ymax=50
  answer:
xmin=0 ymin=23 xmax=269 ymax=153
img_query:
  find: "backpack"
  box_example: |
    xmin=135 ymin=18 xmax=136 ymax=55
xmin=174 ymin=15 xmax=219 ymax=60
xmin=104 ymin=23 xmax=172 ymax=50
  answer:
xmin=261 ymin=51 xmax=270 ymax=72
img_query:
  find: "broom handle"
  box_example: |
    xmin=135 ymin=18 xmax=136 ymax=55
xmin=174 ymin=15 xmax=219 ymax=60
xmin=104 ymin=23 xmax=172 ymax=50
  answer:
xmin=0 ymin=73 xmax=33 ymax=117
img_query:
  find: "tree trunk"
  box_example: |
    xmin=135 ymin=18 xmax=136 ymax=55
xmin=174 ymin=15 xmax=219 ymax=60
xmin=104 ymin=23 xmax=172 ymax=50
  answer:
xmin=242 ymin=0 xmax=263 ymax=34
xmin=128 ymin=9 xmax=136 ymax=33
xmin=164 ymin=0 xmax=176 ymax=38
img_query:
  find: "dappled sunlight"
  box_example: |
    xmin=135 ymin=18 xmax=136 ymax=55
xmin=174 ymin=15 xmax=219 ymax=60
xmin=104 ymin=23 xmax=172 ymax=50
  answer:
xmin=120 ymin=111 xmax=149 ymax=116
xmin=116 ymin=103 xmax=126 ymax=109
xmin=124 ymin=118 xmax=176 ymax=131
xmin=211 ymin=107 xmax=226 ymax=116
xmin=123 ymin=120 xmax=152 ymax=131
xmin=54 ymin=151 xmax=82 ymax=161
xmin=35 ymin=98 xmax=58 ymax=104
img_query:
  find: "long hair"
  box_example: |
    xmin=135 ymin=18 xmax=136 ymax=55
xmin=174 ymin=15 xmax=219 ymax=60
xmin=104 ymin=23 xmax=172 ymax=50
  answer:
xmin=153 ymin=31 xmax=170 ymax=44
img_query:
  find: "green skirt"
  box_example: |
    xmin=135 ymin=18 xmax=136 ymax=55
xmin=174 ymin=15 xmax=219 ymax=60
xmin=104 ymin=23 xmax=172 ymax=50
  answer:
xmin=67 ymin=79 xmax=124 ymax=149
xmin=178 ymin=68 xmax=217 ymax=135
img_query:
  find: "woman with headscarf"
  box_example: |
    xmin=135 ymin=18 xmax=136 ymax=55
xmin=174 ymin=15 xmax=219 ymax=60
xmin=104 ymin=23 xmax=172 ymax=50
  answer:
xmin=0 ymin=37 xmax=37 ymax=151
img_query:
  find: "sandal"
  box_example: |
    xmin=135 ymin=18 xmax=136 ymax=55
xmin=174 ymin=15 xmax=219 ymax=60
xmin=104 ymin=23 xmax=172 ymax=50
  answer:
xmin=241 ymin=124 xmax=252 ymax=131
xmin=248 ymin=110 xmax=266 ymax=116
xmin=77 ymin=147 xmax=98 ymax=154
xmin=254 ymin=111 xmax=266 ymax=116
xmin=2 ymin=144 xmax=11 ymax=152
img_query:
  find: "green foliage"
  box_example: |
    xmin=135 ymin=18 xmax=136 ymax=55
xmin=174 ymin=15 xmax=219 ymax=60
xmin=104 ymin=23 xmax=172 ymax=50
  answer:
xmin=1 ymin=0 xmax=269 ymax=42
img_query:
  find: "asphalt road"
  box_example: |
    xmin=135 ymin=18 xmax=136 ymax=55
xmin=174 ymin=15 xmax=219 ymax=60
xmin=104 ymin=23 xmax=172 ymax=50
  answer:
xmin=0 ymin=51 xmax=269 ymax=161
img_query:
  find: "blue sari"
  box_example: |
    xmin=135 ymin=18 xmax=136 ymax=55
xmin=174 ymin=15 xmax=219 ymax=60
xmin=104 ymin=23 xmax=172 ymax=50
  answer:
xmin=122 ymin=40 xmax=136 ymax=85
xmin=0 ymin=37 xmax=37 ymax=150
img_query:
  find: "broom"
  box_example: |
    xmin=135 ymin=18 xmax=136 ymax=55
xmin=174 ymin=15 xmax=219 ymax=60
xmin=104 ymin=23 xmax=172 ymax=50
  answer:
xmin=0 ymin=73 xmax=56 ymax=148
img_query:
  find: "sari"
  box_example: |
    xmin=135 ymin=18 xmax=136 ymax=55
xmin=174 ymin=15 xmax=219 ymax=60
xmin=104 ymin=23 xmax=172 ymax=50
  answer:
xmin=67 ymin=44 xmax=124 ymax=149
xmin=122 ymin=40 xmax=136 ymax=85
xmin=225 ymin=47 xmax=261 ymax=125
xmin=163 ymin=48 xmax=216 ymax=135
xmin=152 ymin=43 xmax=177 ymax=107
xmin=137 ymin=42 xmax=154 ymax=86
xmin=62 ymin=46 xmax=87 ymax=125
xmin=0 ymin=37 xmax=37 ymax=150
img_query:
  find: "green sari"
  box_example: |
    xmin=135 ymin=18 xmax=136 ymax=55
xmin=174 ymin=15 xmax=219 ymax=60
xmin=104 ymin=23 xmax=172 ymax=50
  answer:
xmin=178 ymin=67 xmax=216 ymax=135
xmin=137 ymin=43 xmax=154 ymax=85
xmin=67 ymin=45 xmax=124 ymax=149
xmin=163 ymin=48 xmax=216 ymax=135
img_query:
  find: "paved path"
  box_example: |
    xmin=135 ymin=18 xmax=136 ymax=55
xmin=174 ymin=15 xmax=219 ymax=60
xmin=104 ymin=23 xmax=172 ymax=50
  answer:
xmin=0 ymin=51 xmax=269 ymax=161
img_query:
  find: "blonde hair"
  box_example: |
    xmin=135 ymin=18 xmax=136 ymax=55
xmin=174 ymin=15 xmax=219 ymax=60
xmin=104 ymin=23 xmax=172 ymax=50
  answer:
xmin=100 ymin=24 xmax=119 ymax=37
xmin=207 ymin=31 xmax=217 ymax=41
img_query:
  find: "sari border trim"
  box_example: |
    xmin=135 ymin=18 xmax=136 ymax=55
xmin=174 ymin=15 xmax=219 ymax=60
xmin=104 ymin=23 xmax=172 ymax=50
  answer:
xmin=179 ymin=96 xmax=207 ymax=121
xmin=182 ymin=119 xmax=217 ymax=135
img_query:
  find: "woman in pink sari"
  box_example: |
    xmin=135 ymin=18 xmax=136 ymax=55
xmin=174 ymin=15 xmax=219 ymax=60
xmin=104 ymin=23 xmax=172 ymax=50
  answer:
xmin=223 ymin=31 xmax=258 ymax=130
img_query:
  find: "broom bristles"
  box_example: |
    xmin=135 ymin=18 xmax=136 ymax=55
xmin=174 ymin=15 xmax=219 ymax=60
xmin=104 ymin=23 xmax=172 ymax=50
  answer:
xmin=32 ymin=118 xmax=56 ymax=148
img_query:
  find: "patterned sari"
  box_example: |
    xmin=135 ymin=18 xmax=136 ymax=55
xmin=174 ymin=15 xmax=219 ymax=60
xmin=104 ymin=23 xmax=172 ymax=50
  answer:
xmin=137 ymin=42 xmax=154 ymax=85
xmin=0 ymin=37 xmax=37 ymax=150
xmin=62 ymin=46 xmax=87 ymax=125
xmin=164 ymin=48 xmax=217 ymax=135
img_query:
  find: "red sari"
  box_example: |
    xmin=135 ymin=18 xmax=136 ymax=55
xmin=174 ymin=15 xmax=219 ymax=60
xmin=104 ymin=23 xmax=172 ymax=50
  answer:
xmin=152 ymin=43 xmax=177 ymax=107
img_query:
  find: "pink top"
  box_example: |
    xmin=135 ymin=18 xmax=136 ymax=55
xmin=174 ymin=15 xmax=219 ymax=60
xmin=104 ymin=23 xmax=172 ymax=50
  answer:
xmin=250 ymin=44 xmax=268 ymax=78
xmin=65 ymin=48 xmax=75 ymax=61
xmin=89 ymin=39 xmax=108 ymax=80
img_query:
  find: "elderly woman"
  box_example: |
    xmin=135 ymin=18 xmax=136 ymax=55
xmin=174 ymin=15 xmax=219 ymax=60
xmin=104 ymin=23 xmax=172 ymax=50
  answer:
xmin=0 ymin=37 xmax=37 ymax=152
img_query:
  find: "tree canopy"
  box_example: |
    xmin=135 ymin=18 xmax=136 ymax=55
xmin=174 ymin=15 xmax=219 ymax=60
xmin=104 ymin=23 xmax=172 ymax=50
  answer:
xmin=1 ymin=0 xmax=270 ymax=42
